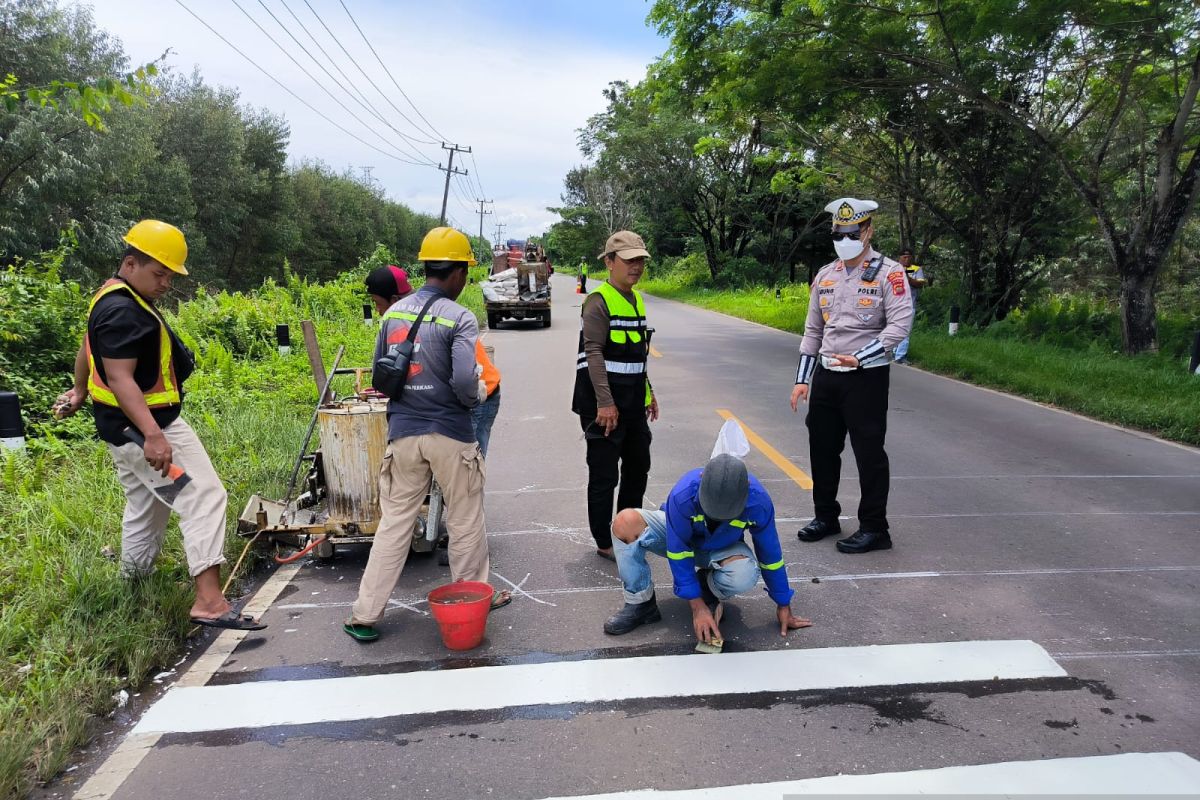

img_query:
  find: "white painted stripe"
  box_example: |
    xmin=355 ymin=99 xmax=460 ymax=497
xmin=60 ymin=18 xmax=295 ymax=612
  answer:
xmin=486 ymin=474 xmax=1200 ymax=495
xmin=74 ymin=562 xmax=302 ymax=800
xmin=132 ymin=640 xmax=1063 ymax=735
xmin=273 ymin=564 xmax=1200 ymax=612
xmin=535 ymin=752 xmax=1200 ymax=798
xmin=1053 ymin=649 xmax=1200 ymax=660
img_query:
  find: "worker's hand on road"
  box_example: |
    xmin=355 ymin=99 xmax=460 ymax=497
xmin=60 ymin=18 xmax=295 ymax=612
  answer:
xmin=790 ymin=383 xmax=808 ymax=411
xmin=691 ymin=601 xmax=723 ymax=644
xmin=143 ymin=431 xmax=173 ymax=477
xmin=830 ymin=354 xmax=859 ymax=368
xmin=777 ymin=604 xmax=813 ymax=636
xmin=596 ymin=405 xmax=619 ymax=436
xmin=646 ymin=396 xmax=659 ymax=422
xmin=53 ymin=388 xmax=85 ymax=419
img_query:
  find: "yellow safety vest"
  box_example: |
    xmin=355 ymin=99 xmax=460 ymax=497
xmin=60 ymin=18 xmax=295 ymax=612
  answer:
xmin=85 ymin=280 xmax=180 ymax=408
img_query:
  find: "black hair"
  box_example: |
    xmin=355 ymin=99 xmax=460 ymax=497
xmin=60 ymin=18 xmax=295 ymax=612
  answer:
xmin=424 ymin=260 xmax=468 ymax=279
xmin=900 ymin=246 xmax=914 ymax=255
xmin=122 ymin=245 xmax=151 ymax=264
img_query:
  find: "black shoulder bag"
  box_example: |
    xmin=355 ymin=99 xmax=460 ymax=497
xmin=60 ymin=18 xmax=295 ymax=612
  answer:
xmin=372 ymin=294 xmax=440 ymax=401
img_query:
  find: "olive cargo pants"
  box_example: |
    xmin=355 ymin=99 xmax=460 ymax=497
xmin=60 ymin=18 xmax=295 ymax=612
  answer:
xmin=350 ymin=433 xmax=489 ymax=626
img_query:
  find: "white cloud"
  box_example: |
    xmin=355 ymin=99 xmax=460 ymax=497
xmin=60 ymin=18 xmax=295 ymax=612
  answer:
xmin=86 ymin=0 xmax=661 ymax=238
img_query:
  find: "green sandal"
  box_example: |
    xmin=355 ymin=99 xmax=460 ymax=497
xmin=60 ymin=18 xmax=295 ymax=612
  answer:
xmin=343 ymin=623 xmax=379 ymax=642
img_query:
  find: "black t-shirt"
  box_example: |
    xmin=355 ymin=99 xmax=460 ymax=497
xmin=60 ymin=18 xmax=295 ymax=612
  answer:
xmin=87 ymin=280 xmax=195 ymax=445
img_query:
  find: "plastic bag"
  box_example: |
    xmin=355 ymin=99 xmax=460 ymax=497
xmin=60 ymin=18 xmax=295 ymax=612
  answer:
xmin=711 ymin=419 xmax=750 ymax=461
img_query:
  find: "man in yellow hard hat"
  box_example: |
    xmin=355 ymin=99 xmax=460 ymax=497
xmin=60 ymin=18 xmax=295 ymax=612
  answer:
xmin=56 ymin=220 xmax=265 ymax=631
xmin=345 ymin=227 xmax=509 ymax=643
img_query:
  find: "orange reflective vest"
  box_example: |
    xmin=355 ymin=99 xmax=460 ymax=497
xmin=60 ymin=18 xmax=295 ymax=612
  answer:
xmin=85 ymin=279 xmax=181 ymax=409
xmin=475 ymin=339 xmax=501 ymax=396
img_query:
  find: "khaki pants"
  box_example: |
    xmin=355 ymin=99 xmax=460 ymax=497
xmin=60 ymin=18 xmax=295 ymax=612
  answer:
xmin=350 ymin=433 xmax=488 ymax=625
xmin=106 ymin=417 xmax=228 ymax=578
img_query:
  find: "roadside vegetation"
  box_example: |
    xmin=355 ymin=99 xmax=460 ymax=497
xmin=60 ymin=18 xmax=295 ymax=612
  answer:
xmin=0 ymin=241 xmax=483 ymax=797
xmin=640 ymin=257 xmax=1200 ymax=446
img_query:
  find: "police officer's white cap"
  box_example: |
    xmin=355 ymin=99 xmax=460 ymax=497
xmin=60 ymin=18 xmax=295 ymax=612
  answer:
xmin=825 ymin=197 xmax=878 ymax=226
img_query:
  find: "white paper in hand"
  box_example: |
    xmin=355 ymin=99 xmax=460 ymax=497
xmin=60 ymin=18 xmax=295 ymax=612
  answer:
xmin=711 ymin=419 xmax=750 ymax=461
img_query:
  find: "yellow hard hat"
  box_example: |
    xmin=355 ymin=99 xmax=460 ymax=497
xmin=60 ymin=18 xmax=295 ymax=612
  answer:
xmin=122 ymin=219 xmax=188 ymax=275
xmin=416 ymin=227 xmax=477 ymax=266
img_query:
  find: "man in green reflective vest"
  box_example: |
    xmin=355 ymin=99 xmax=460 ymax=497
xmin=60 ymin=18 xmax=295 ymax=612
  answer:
xmin=572 ymin=231 xmax=660 ymax=561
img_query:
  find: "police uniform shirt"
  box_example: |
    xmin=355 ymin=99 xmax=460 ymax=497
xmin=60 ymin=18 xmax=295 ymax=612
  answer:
xmin=796 ymin=248 xmax=914 ymax=384
xmin=88 ymin=281 xmax=195 ymax=445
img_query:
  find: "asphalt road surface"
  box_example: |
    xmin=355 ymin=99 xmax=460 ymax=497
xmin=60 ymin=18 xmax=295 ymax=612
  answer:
xmin=70 ymin=272 xmax=1200 ymax=799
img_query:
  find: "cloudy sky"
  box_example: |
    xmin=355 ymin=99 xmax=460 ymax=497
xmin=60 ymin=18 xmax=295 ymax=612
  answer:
xmin=87 ymin=0 xmax=666 ymax=239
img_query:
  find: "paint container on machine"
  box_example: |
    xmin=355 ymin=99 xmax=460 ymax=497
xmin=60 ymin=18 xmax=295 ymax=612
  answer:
xmin=276 ymin=324 xmax=291 ymax=356
xmin=427 ymin=581 xmax=493 ymax=650
xmin=0 ymin=391 xmax=25 ymax=452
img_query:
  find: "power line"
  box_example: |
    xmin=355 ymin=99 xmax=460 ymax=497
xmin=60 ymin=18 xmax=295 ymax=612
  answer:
xmin=269 ymin=0 xmax=440 ymax=157
xmin=449 ymin=176 xmax=475 ymax=215
xmin=339 ymin=0 xmax=450 ymax=143
xmin=301 ymin=0 xmax=441 ymax=146
xmin=468 ymin=151 xmax=488 ymax=201
xmin=228 ymin=0 xmax=432 ymax=166
xmin=172 ymin=0 xmax=433 ymax=169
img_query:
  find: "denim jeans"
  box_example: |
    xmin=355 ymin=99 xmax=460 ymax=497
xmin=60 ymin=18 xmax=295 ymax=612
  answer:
xmin=471 ymin=389 xmax=501 ymax=458
xmin=613 ymin=509 xmax=759 ymax=604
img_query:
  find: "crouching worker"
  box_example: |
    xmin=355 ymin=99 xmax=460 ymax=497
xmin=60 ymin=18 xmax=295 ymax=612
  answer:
xmin=55 ymin=220 xmax=264 ymax=631
xmin=603 ymin=454 xmax=810 ymax=645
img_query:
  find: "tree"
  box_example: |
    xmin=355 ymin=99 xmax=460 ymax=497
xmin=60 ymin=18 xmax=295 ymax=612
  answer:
xmin=651 ymin=0 xmax=1200 ymax=350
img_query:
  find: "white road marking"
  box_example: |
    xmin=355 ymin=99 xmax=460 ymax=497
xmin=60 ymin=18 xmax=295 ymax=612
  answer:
xmin=132 ymin=640 xmax=1064 ymax=735
xmin=73 ymin=562 xmax=303 ymax=800
xmin=773 ymin=511 xmax=1200 ymax=522
xmin=273 ymin=563 xmax=1200 ymax=612
xmin=1052 ymin=649 xmax=1200 ymax=660
xmin=487 ymin=473 xmax=1200 ymax=496
xmin=535 ymin=752 xmax=1200 ymax=798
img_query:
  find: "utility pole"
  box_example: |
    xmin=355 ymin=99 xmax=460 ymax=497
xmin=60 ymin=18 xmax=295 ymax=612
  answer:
xmin=359 ymin=165 xmax=374 ymax=188
xmin=493 ymin=222 xmax=507 ymax=245
xmin=438 ymin=142 xmax=471 ymax=226
xmin=475 ymin=198 xmax=493 ymax=250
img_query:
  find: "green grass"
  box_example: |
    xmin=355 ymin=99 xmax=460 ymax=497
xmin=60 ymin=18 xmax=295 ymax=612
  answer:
xmin=639 ymin=277 xmax=1200 ymax=446
xmin=0 ymin=270 xmax=471 ymax=796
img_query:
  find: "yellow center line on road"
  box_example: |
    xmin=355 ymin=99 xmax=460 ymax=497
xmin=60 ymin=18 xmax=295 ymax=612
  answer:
xmin=716 ymin=409 xmax=813 ymax=491
xmin=649 ymin=345 xmax=663 ymax=358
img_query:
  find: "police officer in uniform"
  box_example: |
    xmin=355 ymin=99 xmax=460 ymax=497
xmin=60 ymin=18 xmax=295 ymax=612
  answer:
xmin=790 ymin=198 xmax=913 ymax=554
xmin=573 ymin=231 xmax=660 ymax=561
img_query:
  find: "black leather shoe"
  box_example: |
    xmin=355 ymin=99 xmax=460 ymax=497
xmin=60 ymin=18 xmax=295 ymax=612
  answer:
xmin=603 ymin=594 xmax=662 ymax=635
xmin=797 ymin=518 xmax=841 ymax=542
xmin=835 ymin=530 xmax=893 ymax=554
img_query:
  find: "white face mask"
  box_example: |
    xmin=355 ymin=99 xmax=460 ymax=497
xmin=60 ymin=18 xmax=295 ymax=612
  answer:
xmin=833 ymin=237 xmax=864 ymax=260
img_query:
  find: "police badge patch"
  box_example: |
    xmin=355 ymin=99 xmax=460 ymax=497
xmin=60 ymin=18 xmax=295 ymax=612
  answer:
xmin=887 ymin=270 xmax=907 ymax=296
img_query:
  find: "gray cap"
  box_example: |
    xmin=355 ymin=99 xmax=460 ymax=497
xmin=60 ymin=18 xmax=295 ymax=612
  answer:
xmin=698 ymin=454 xmax=749 ymax=521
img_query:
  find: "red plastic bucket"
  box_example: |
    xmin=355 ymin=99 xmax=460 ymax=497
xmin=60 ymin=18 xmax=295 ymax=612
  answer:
xmin=427 ymin=581 xmax=493 ymax=650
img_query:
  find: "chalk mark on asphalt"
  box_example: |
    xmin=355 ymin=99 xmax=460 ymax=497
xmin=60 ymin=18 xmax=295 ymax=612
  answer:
xmin=487 ymin=474 xmax=1200 ymax=496
xmin=492 ymin=571 xmax=556 ymax=606
xmin=274 ymin=564 xmax=1200 ymax=612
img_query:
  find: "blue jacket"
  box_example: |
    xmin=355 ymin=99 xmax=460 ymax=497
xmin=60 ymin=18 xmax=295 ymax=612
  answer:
xmin=664 ymin=468 xmax=794 ymax=607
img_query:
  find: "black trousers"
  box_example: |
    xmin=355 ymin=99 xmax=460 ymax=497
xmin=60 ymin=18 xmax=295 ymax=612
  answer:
xmin=579 ymin=412 xmax=652 ymax=549
xmin=805 ymin=365 xmax=891 ymax=533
